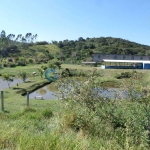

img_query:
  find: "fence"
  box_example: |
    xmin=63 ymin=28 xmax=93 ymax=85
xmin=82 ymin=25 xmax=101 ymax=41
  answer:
xmin=0 ymin=91 xmax=29 ymax=111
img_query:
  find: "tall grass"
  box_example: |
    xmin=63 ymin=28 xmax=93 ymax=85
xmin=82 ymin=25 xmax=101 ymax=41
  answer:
xmin=1 ymin=69 xmax=150 ymax=149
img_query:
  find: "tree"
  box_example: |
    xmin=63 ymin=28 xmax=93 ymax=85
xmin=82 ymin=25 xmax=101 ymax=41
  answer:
xmin=28 ymin=58 xmax=34 ymax=64
xmin=37 ymin=68 xmax=44 ymax=78
xmin=78 ymin=37 xmax=85 ymax=42
xmin=37 ymin=53 xmax=47 ymax=60
xmin=7 ymin=34 xmax=15 ymax=46
xmin=0 ymin=30 xmax=6 ymax=38
xmin=18 ymin=57 xmax=26 ymax=66
xmin=18 ymin=71 xmax=27 ymax=82
xmin=48 ymin=59 xmax=62 ymax=69
xmin=3 ymin=73 xmax=13 ymax=88
xmin=15 ymin=34 xmax=22 ymax=42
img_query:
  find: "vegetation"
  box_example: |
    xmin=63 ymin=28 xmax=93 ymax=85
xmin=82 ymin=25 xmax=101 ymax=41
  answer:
xmin=0 ymin=67 xmax=150 ymax=149
xmin=0 ymin=30 xmax=150 ymax=64
xmin=1 ymin=29 xmax=150 ymax=149
xmin=2 ymin=73 xmax=14 ymax=88
xmin=18 ymin=71 xmax=28 ymax=82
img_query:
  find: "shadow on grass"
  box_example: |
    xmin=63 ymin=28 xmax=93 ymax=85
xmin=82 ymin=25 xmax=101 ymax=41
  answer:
xmin=13 ymin=87 xmax=26 ymax=90
xmin=25 ymin=81 xmax=32 ymax=83
xmin=0 ymin=110 xmax=10 ymax=113
xmin=12 ymin=87 xmax=27 ymax=95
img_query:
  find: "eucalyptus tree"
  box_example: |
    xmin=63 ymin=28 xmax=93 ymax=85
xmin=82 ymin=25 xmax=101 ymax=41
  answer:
xmin=0 ymin=30 xmax=6 ymax=38
xmin=15 ymin=34 xmax=22 ymax=43
xmin=34 ymin=34 xmax=37 ymax=42
xmin=21 ymin=36 xmax=26 ymax=43
xmin=25 ymin=33 xmax=32 ymax=43
xmin=7 ymin=34 xmax=15 ymax=46
xmin=24 ymin=33 xmax=37 ymax=43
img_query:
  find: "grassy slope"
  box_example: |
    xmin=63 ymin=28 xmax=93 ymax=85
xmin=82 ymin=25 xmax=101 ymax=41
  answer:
xmin=14 ymin=44 xmax=61 ymax=57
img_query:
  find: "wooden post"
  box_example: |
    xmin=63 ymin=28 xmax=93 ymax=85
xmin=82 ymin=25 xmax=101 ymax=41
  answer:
xmin=1 ymin=91 xmax=4 ymax=111
xmin=26 ymin=92 xmax=29 ymax=106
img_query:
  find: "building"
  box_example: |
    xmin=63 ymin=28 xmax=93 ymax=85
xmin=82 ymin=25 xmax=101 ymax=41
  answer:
xmin=92 ymin=54 xmax=150 ymax=69
xmin=92 ymin=54 xmax=150 ymax=62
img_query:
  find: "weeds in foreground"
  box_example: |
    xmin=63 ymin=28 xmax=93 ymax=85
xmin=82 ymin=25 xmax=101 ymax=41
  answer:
xmin=55 ymin=69 xmax=150 ymax=149
xmin=1 ymin=70 xmax=150 ymax=149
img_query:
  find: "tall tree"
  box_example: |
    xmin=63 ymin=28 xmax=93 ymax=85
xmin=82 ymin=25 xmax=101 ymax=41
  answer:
xmin=0 ymin=30 xmax=6 ymax=38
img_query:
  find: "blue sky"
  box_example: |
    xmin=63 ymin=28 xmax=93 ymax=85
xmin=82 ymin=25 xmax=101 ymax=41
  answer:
xmin=0 ymin=0 xmax=150 ymax=45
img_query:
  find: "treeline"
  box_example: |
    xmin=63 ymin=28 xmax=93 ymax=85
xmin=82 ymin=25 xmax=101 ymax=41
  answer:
xmin=0 ymin=30 xmax=150 ymax=63
xmin=0 ymin=30 xmax=38 ymax=57
xmin=52 ymin=37 xmax=150 ymax=62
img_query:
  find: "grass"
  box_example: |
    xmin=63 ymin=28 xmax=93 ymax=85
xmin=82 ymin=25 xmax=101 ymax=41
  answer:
xmin=18 ymin=44 xmax=61 ymax=57
xmin=0 ymin=64 xmax=150 ymax=149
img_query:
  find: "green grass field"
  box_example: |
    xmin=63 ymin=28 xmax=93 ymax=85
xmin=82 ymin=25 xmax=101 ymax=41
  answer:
xmin=0 ymin=64 xmax=150 ymax=149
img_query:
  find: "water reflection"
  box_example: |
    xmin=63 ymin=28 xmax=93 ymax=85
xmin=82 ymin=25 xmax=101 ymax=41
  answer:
xmin=46 ymin=82 xmax=57 ymax=92
xmin=29 ymin=82 xmax=126 ymax=100
xmin=38 ymin=88 xmax=47 ymax=95
xmin=29 ymin=84 xmax=57 ymax=100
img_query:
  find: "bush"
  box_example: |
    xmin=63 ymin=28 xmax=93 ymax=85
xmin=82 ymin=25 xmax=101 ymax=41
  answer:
xmin=7 ymin=62 xmax=16 ymax=68
xmin=115 ymin=72 xmax=131 ymax=79
xmin=55 ymin=71 xmax=149 ymax=148
xmin=3 ymin=63 xmax=8 ymax=67
xmin=28 ymin=58 xmax=34 ymax=64
xmin=42 ymin=108 xmax=53 ymax=118
xmin=18 ymin=71 xmax=27 ymax=82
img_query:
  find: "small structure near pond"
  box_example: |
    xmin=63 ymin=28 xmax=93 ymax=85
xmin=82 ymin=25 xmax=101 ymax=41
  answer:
xmin=35 ymin=96 xmax=44 ymax=100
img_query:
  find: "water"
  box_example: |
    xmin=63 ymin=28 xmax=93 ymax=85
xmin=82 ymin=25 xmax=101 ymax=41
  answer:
xmin=29 ymin=84 xmax=57 ymax=100
xmin=28 ymin=84 xmax=128 ymax=100
xmin=0 ymin=77 xmax=140 ymax=100
xmin=0 ymin=78 xmax=22 ymax=91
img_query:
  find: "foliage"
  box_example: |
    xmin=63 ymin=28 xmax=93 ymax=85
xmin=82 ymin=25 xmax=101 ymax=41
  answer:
xmin=17 ymin=57 xmax=26 ymax=66
xmin=0 ymin=30 xmax=149 ymax=64
xmin=115 ymin=72 xmax=131 ymax=79
xmin=37 ymin=68 xmax=44 ymax=78
xmin=37 ymin=53 xmax=47 ymax=60
xmin=48 ymin=59 xmax=62 ymax=69
xmin=54 ymin=70 xmax=150 ymax=148
xmin=53 ymin=37 xmax=149 ymax=63
xmin=2 ymin=73 xmax=14 ymax=88
xmin=28 ymin=58 xmax=34 ymax=64
xmin=42 ymin=108 xmax=53 ymax=118
xmin=37 ymin=65 xmax=48 ymax=78
xmin=1 ymin=67 xmax=150 ymax=149
xmin=18 ymin=71 xmax=27 ymax=82
xmin=41 ymin=65 xmax=47 ymax=71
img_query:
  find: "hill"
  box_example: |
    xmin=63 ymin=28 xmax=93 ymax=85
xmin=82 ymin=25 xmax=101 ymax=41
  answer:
xmin=53 ymin=37 xmax=150 ymax=62
xmin=0 ymin=31 xmax=149 ymax=63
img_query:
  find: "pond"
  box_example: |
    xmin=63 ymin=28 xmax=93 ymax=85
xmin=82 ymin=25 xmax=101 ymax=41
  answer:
xmin=0 ymin=78 xmax=22 ymax=91
xmin=29 ymin=84 xmax=57 ymax=100
xmin=28 ymin=84 xmax=129 ymax=100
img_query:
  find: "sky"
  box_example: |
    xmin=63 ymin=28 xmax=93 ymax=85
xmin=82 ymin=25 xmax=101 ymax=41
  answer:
xmin=0 ymin=0 xmax=150 ymax=45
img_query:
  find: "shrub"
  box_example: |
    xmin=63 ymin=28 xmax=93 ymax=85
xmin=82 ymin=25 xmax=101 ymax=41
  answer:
xmin=115 ymin=72 xmax=131 ymax=79
xmin=18 ymin=71 xmax=27 ymax=82
xmin=42 ymin=108 xmax=53 ymax=118
xmin=28 ymin=58 xmax=34 ymax=64
xmin=7 ymin=62 xmax=16 ymax=68
xmin=23 ymin=107 xmax=36 ymax=113
xmin=55 ymin=70 xmax=149 ymax=147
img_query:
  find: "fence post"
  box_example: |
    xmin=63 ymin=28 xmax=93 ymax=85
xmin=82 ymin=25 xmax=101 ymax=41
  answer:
xmin=26 ymin=92 xmax=29 ymax=106
xmin=1 ymin=91 xmax=4 ymax=111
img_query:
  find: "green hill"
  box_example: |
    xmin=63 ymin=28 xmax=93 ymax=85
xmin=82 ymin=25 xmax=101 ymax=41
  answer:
xmin=0 ymin=33 xmax=150 ymax=63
